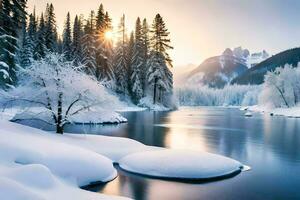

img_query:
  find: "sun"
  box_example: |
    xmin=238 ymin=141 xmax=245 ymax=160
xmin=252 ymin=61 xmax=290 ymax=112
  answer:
xmin=104 ymin=31 xmax=114 ymax=40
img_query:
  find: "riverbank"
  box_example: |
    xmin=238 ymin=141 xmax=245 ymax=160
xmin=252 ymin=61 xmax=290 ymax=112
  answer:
xmin=243 ymin=105 xmax=300 ymax=118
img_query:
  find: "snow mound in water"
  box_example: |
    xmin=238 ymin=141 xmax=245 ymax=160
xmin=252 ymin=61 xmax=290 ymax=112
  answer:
xmin=119 ymin=150 xmax=243 ymax=180
xmin=244 ymin=112 xmax=252 ymax=117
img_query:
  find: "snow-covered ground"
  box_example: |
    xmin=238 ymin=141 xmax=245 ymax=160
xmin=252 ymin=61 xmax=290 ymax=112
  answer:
xmin=246 ymin=105 xmax=300 ymax=118
xmin=0 ymin=120 xmax=131 ymax=200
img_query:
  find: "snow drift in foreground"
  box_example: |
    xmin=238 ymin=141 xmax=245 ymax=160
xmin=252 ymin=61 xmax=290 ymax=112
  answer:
xmin=0 ymin=120 xmax=248 ymax=199
xmin=0 ymin=121 xmax=130 ymax=200
xmin=119 ymin=150 xmax=243 ymax=180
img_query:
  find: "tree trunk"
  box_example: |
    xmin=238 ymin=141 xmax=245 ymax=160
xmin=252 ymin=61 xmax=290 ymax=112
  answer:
xmin=275 ymin=85 xmax=289 ymax=108
xmin=153 ymin=78 xmax=157 ymax=104
xmin=56 ymin=92 xmax=63 ymax=134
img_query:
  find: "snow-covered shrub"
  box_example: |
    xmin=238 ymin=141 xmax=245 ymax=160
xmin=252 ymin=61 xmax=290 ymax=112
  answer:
xmin=176 ymin=84 xmax=261 ymax=106
xmin=259 ymin=64 xmax=300 ymax=108
xmin=0 ymin=53 xmax=121 ymax=133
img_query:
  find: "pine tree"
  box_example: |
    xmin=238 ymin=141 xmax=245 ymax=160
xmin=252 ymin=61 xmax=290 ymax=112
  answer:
xmin=114 ymin=15 xmax=128 ymax=96
xmin=146 ymin=14 xmax=174 ymax=104
xmin=81 ymin=11 xmax=97 ymax=77
xmin=150 ymin=14 xmax=173 ymax=67
xmin=27 ymin=9 xmax=37 ymax=45
xmin=44 ymin=3 xmax=57 ymax=52
xmin=34 ymin=13 xmax=47 ymax=60
xmin=62 ymin=12 xmax=72 ymax=61
xmin=104 ymin=12 xmax=112 ymax=31
xmin=141 ymin=18 xmax=150 ymax=91
xmin=96 ymin=4 xmax=105 ymax=32
xmin=101 ymin=11 xmax=114 ymax=82
xmin=95 ymin=4 xmax=107 ymax=81
xmin=130 ymin=18 xmax=144 ymax=102
xmin=127 ymin=31 xmax=134 ymax=71
xmin=19 ymin=33 xmax=33 ymax=68
xmin=0 ymin=0 xmax=27 ymax=88
xmin=72 ymin=15 xmax=83 ymax=65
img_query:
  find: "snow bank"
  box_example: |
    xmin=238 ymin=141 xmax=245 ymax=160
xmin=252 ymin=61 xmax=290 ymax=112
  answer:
xmin=138 ymin=97 xmax=171 ymax=111
xmin=0 ymin=120 xmax=130 ymax=200
xmin=0 ymin=121 xmax=117 ymax=186
xmin=62 ymin=134 xmax=155 ymax=162
xmin=0 ymin=166 xmax=128 ymax=200
xmin=69 ymin=110 xmax=127 ymax=124
xmin=119 ymin=150 xmax=243 ymax=180
xmin=248 ymin=105 xmax=300 ymax=118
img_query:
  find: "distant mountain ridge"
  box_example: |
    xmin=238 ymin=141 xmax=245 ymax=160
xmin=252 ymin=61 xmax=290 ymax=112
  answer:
xmin=232 ymin=47 xmax=300 ymax=85
xmin=185 ymin=47 xmax=269 ymax=88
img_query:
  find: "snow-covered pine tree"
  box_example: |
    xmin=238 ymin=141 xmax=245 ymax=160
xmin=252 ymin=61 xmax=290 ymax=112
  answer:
xmin=100 ymin=11 xmax=115 ymax=84
xmin=81 ymin=11 xmax=97 ymax=77
xmin=19 ymin=31 xmax=33 ymax=68
xmin=0 ymin=0 xmax=27 ymax=88
xmin=27 ymin=8 xmax=37 ymax=43
xmin=72 ymin=15 xmax=83 ymax=65
xmin=94 ymin=4 xmax=106 ymax=81
xmin=127 ymin=31 xmax=134 ymax=78
xmin=62 ymin=12 xmax=72 ymax=61
xmin=44 ymin=3 xmax=57 ymax=52
xmin=140 ymin=18 xmax=150 ymax=92
xmin=114 ymin=15 xmax=129 ymax=96
xmin=130 ymin=18 xmax=144 ymax=103
xmin=146 ymin=14 xmax=174 ymax=105
xmin=96 ymin=4 xmax=105 ymax=32
xmin=34 ymin=13 xmax=47 ymax=60
xmin=150 ymin=14 xmax=173 ymax=67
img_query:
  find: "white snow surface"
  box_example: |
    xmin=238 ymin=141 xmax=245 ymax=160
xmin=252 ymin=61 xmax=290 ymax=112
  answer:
xmin=68 ymin=110 xmax=127 ymax=124
xmin=0 ymin=120 xmax=131 ymax=200
xmin=119 ymin=149 xmax=243 ymax=179
xmin=62 ymin=133 xmax=155 ymax=162
xmin=248 ymin=105 xmax=300 ymax=118
xmin=138 ymin=97 xmax=171 ymax=111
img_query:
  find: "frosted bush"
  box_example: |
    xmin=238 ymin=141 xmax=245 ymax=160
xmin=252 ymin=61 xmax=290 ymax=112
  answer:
xmin=0 ymin=53 xmax=122 ymax=133
xmin=176 ymin=84 xmax=261 ymax=106
xmin=259 ymin=64 xmax=300 ymax=108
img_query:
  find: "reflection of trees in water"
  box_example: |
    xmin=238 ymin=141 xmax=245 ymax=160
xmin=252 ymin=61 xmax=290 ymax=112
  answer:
xmin=263 ymin=117 xmax=300 ymax=161
xmin=117 ymin=170 xmax=149 ymax=200
xmin=124 ymin=111 xmax=168 ymax=146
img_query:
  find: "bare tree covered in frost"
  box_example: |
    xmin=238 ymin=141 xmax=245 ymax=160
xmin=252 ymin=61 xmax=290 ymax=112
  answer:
xmin=259 ymin=64 xmax=300 ymax=108
xmin=0 ymin=53 xmax=120 ymax=134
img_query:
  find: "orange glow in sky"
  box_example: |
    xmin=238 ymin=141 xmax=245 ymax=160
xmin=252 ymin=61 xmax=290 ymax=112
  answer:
xmin=28 ymin=0 xmax=300 ymax=67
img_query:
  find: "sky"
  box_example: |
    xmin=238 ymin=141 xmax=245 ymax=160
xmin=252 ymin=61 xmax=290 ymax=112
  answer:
xmin=27 ymin=0 xmax=300 ymax=67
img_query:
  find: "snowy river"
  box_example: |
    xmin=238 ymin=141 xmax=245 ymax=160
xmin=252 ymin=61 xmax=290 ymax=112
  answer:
xmin=75 ymin=107 xmax=300 ymax=200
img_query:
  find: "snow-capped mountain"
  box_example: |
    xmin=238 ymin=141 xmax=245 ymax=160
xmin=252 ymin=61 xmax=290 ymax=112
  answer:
xmin=232 ymin=47 xmax=300 ymax=85
xmin=246 ymin=50 xmax=269 ymax=68
xmin=184 ymin=47 xmax=270 ymax=88
xmin=185 ymin=48 xmax=248 ymax=88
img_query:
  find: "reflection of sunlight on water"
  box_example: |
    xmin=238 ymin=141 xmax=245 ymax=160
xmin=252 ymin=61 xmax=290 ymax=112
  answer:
xmin=164 ymin=129 xmax=209 ymax=152
xmin=162 ymin=109 xmax=210 ymax=152
xmin=101 ymin=176 xmax=121 ymax=195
